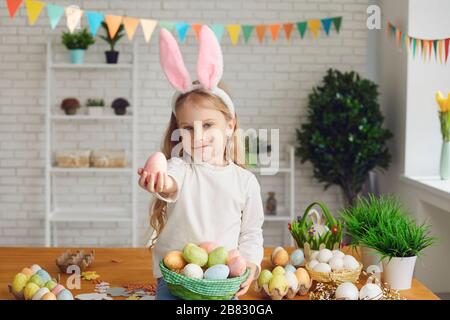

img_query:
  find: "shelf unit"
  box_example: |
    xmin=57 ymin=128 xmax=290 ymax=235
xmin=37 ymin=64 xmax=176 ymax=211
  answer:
xmin=44 ymin=40 xmax=139 ymax=247
xmin=249 ymin=145 xmax=296 ymax=245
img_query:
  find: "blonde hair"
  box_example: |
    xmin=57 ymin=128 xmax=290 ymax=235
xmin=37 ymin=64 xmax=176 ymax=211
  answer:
xmin=148 ymin=81 xmax=245 ymax=248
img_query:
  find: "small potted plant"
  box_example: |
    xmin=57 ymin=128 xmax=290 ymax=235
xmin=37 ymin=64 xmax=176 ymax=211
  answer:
xmin=99 ymin=22 xmax=125 ymax=64
xmin=340 ymin=195 xmax=398 ymax=270
xmin=61 ymin=28 xmax=95 ymax=64
xmin=359 ymin=199 xmax=437 ymax=290
xmin=86 ymin=98 xmax=105 ymax=116
xmin=111 ymin=98 xmax=130 ymax=115
xmin=60 ymin=98 xmax=81 ymax=115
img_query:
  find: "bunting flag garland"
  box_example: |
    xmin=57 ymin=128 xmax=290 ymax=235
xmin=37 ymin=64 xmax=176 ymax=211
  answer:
xmin=46 ymin=3 xmax=64 ymax=29
xmin=388 ymin=22 xmax=450 ymax=64
xmin=6 ymin=0 xmax=343 ymax=45
xmin=24 ymin=0 xmax=45 ymax=25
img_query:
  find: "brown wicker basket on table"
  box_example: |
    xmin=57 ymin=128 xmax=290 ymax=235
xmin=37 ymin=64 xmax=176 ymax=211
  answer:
xmin=306 ymin=261 xmax=363 ymax=284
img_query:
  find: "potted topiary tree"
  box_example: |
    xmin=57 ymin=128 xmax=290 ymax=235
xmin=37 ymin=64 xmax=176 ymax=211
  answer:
xmin=60 ymin=98 xmax=81 ymax=115
xmin=61 ymin=28 xmax=95 ymax=64
xmin=86 ymin=98 xmax=105 ymax=116
xmin=111 ymin=98 xmax=130 ymax=115
xmin=296 ymin=69 xmax=393 ymax=206
xmin=99 ymin=22 xmax=125 ymax=64
xmin=359 ymin=198 xmax=437 ymax=290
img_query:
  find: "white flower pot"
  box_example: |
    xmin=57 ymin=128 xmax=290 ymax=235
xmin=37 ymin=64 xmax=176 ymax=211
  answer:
xmin=87 ymin=107 xmax=104 ymax=116
xmin=360 ymin=246 xmax=383 ymax=271
xmin=382 ymin=256 xmax=417 ymax=290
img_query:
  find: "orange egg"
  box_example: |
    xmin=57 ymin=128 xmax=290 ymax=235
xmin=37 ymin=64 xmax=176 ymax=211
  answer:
xmin=41 ymin=292 xmax=57 ymax=300
xmin=271 ymin=247 xmax=289 ymax=267
xmin=21 ymin=268 xmax=34 ymax=279
xmin=163 ymin=251 xmax=187 ymax=271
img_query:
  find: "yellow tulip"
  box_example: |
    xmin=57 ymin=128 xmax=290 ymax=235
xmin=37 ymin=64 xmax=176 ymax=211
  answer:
xmin=436 ymin=91 xmax=449 ymax=113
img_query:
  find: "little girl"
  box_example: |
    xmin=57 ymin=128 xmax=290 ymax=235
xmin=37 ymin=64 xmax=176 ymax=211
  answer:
xmin=137 ymin=26 xmax=264 ymax=300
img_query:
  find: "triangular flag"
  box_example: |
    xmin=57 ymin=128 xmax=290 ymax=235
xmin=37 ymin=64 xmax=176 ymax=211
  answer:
xmin=210 ymin=24 xmax=225 ymax=42
xmin=308 ymin=19 xmax=321 ymax=39
xmin=227 ymin=25 xmax=241 ymax=46
xmin=433 ymin=40 xmax=438 ymax=61
xmin=396 ymin=29 xmax=402 ymax=47
xmin=296 ymin=22 xmax=307 ymax=38
xmin=256 ymin=25 xmax=266 ymax=43
xmin=321 ymin=18 xmax=333 ymax=35
xmin=412 ymin=38 xmax=417 ymax=58
xmin=123 ymin=16 xmax=140 ymax=41
xmin=269 ymin=24 xmax=281 ymax=41
xmin=445 ymin=38 xmax=450 ymax=64
xmin=428 ymin=40 xmax=433 ymax=61
xmin=332 ymin=17 xmax=342 ymax=33
xmin=65 ymin=6 xmax=83 ymax=33
xmin=86 ymin=11 xmax=104 ymax=36
xmin=422 ymin=40 xmax=428 ymax=61
xmin=405 ymin=35 xmax=410 ymax=53
xmin=175 ymin=22 xmax=190 ymax=43
xmin=438 ymin=39 xmax=443 ymax=64
xmin=401 ymin=33 xmax=406 ymax=50
xmin=191 ymin=24 xmax=202 ymax=41
xmin=283 ymin=23 xmax=294 ymax=41
xmin=159 ymin=21 xmax=175 ymax=32
xmin=104 ymin=15 xmax=123 ymax=38
xmin=46 ymin=3 xmax=64 ymax=29
xmin=6 ymin=0 xmax=23 ymax=18
xmin=140 ymin=19 xmax=157 ymax=43
xmin=242 ymin=25 xmax=254 ymax=44
xmin=25 ymin=0 xmax=45 ymax=25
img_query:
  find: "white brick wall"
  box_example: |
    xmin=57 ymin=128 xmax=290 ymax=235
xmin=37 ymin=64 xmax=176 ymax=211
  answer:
xmin=0 ymin=0 xmax=369 ymax=247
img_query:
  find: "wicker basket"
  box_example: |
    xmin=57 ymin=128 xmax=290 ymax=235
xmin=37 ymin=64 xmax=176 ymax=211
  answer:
xmin=159 ymin=261 xmax=250 ymax=300
xmin=306 ymin=262 xmax=363 ymax=284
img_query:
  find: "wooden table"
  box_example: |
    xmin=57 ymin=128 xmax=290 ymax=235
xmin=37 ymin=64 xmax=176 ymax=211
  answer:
xmin=0 ymin=247 xmax=439 ymax=300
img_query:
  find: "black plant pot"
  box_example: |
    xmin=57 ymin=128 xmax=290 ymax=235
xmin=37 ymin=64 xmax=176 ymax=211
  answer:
xmin=113 ymin=106 xmax=127 ymax=115
xmin=105 ymin=51 xmax=119 ymax=64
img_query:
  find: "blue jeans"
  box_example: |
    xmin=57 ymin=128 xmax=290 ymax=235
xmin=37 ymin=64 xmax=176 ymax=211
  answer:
xmin=155 ymin=277 xmax=239 ymax=300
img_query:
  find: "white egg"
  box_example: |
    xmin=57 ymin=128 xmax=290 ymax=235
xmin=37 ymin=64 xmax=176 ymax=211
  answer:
xmin=313 ymin=262 xmax=332 ymax=273
xmin=343 ymin=255 xmax=359 ymax=270
xmin=359 ymin=283 xmax=383 ymax=300
xmin=182 ymin=263 xmax=204 ymax=279
xmin=30 ymin=264 xmax=41 ymax=275
xmin=285 ymin=271 xmax=299 ymax=289
xmin=328 ymin=257 xmax=344 ymax=271
xmin=335 ymin=282 xmax=359 ymax=300
xmin=332 ymin=250 xmax=345 ymax=259
xmin=310 ymin=251 xmax=319 ymax=261
xmin=307 ymin=259 xmax=319 ymax=270
xmin=317 ymin=249 xmax=333 ymax=263
xmin=284 ymin=264 xmax=297 ymax=274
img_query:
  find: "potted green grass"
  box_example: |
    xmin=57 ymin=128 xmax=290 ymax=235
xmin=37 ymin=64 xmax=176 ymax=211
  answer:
xmin=86 ymin=98 xmax=105 ymax=116
xmin=340 ymin=195 xmax=403 ymax=270
xmin=358 ymin=200 xmax=437 ymax=290
xmin=61 ymin=28 xmax=95 ymax=64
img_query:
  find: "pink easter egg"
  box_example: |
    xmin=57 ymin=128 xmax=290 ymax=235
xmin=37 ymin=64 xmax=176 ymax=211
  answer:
xmin=227 ymin=249 xmax=241 ymax=263
xmin=51 ymin=284 xmax=65 ymax=296
xmin=144 ymin=152 xmax=167 ymax=184
xmin=198 ymin=242 xmax=220 ymax=254
xmin=228 ymin=256 xmax=247 ymax=277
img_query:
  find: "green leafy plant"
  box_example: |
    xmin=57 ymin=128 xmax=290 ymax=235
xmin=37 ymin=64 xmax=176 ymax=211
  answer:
xmin=289 ymin=202 xmax=343 ymax=250
xmin=360 ymin=213 xmax=437 ymax=260
xmin=86 ymin=98 xmax=105 ymax=107
xmin=61 ymin=28 xmax=95 ymax=50
xmin=296 ymin=69 xmax=393 ymax=205
xmin=99 ymin=21 xmax=125 ymax=52
xmin=340 ymin=194 xmax=406 ymax=246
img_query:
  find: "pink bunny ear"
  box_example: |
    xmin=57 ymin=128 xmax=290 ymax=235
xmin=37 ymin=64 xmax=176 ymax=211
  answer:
xmin=159 ymin=28 xmax=192 ymax=91
xmin=197 ymin=25 xmax=223 ymax=90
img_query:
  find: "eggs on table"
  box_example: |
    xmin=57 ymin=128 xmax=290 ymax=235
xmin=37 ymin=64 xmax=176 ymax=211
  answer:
xmin=163 ymin=242 xmax=247 ymax=280
xmin=11 ymin=264 xmax=74 ymax=300
xmin=307 ymin=248 xmax=360 ymax=272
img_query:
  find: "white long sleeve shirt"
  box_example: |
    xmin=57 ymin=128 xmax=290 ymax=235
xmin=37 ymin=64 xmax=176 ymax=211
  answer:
xmin=151 ymin=154 xmax=265 ymax=279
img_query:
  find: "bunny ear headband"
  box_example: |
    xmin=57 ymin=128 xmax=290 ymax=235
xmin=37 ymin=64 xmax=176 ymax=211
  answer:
xmin=159 ymin=25 xmax=235 ymax=118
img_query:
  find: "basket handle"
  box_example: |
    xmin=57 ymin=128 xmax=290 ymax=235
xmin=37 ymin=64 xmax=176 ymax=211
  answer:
xmin=300 ymin=202 xmax=337 ymax=227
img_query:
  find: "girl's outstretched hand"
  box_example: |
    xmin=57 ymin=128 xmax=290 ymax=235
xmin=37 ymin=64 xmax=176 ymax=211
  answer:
xmin=137 ymin=168 xmax=176 ymax=195
xmin=235 ymin=262 xmax=258 ymax=298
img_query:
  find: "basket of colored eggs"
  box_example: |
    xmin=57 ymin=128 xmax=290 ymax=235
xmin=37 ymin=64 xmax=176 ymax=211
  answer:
xmin=305 ymin=247 xmax=363 ymax=284
xmin=254 ymin=247 xmax=312 ymax=300
xmin=160 ymin=242 xmax=250 ymax=300
xmin=9 ymin=264 xmax=74 ymax=300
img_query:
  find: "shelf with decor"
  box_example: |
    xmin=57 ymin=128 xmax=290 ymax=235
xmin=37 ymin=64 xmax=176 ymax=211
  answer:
xmin=44 ymin=40 xmax=139 ymax=247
